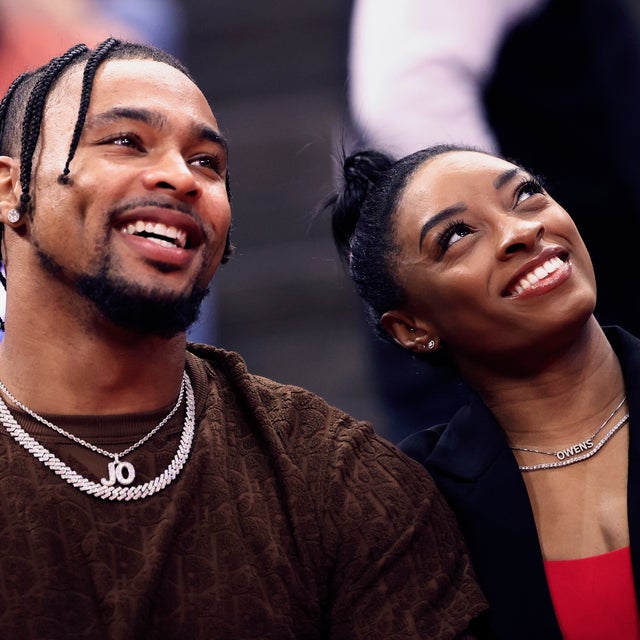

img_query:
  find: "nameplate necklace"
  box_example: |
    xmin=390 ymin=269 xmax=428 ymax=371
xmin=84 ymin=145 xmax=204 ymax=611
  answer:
xmin=510 ymin=395 xmax=628 ymax=472
xmin=0 ymin=372 xmax=195 ymax=500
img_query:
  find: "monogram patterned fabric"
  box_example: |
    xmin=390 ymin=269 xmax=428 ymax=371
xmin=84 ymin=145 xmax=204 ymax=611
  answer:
xmin=0 ymin=344 xmax=485 ymax=638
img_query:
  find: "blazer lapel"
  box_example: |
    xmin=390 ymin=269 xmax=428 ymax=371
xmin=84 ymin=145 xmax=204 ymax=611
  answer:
xmin=607 ymin=327 xmax=640 ymax=611
xmin=425 ymin=395 xmax=563 ymax=638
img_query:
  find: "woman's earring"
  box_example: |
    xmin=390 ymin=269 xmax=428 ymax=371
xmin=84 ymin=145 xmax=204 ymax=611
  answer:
xmin=427 ymin=339 xmax=436 ymax=351
xmin=6 ymin=209 xmax=20 ymax=224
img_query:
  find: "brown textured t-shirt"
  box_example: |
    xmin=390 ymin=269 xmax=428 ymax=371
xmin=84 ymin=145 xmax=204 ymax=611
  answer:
xmin=0 ymin=344 xmax=485 ymax=639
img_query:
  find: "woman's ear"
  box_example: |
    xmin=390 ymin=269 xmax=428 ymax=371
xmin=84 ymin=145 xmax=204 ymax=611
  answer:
xmin=380 ymin=310 xmax=439 ymax=354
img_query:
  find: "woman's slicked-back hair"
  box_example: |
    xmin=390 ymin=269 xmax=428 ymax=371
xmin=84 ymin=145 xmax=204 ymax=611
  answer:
xmin=325 ymin=144 xmax=476 ymax=341
xmin=0 ymin=37 xmax=233 ymax=297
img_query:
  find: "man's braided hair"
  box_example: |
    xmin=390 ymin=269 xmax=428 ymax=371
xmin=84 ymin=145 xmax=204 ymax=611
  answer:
xmin=0 ymin=37 xmax=233 ymax=296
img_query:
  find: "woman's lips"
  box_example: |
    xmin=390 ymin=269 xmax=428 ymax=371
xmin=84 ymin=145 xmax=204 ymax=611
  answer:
xmin=509 ymin=256 xmax=564 ymax=295
xmin=503 ymin=251 xmax=571 ymax=299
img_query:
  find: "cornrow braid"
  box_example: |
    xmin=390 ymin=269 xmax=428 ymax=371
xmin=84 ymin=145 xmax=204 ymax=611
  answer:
xmin=18 ymin=43 xmax=89 ymax=214
xmin=59 ymin=38 xmax=120 ymax=185
xmin=0 ymin=72 xmax=30 ymax=147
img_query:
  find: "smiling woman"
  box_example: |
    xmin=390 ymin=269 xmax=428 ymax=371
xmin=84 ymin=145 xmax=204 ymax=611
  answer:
xmin=325 ymin=145 xmax=640 ymax=639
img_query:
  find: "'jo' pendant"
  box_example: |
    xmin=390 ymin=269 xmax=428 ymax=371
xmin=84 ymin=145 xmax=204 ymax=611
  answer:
xmin=101 ymin=456 xmax=136 ymax=486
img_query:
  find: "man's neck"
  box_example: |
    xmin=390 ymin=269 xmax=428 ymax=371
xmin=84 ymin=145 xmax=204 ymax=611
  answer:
xmin=0 ymin=257 xmax=193 ymax=414
xmin=0 ymin=318 xmax=188 ymax=416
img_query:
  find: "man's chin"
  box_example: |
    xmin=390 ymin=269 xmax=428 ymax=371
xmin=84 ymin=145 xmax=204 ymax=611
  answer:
xmin=75 ymin=272 xmax=209 ymax=339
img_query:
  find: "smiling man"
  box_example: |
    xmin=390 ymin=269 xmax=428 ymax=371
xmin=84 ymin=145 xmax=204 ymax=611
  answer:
xmin=0 ymin=40 xmax=484 ymax=638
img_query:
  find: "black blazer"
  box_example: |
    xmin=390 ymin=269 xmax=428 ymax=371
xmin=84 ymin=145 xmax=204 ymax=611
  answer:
xmin=401 ymin=326 xmax=640 ymax=639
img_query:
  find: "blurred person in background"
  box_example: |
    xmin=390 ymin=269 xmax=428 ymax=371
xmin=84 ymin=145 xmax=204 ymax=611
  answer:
xmin=0 ymin=0 xmax=138 ymax=93
xmin=346 ymin=0 xmax=640 ymax=441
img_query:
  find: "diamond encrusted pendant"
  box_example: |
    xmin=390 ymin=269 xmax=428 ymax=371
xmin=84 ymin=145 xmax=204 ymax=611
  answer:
xmin=101 ymin=455 xmax=136 ymax=486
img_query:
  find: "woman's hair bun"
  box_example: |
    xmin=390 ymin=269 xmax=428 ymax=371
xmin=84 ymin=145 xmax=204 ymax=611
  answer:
xmin=327 ymin=149 xmax=393 ymax=264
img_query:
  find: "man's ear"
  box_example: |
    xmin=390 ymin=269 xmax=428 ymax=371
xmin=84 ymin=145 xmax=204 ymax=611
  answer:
xmin=380 ymin=309 xmax=439 ymax=354
xmin=0 ymin=156 xmax=22 ymax=226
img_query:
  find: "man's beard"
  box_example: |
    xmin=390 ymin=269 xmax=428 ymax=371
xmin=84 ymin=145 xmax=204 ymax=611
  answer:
xmin=76 ymin=268 xmax=209 ymax=338
xmin=38 ymin=250 xmax=209 ymax=338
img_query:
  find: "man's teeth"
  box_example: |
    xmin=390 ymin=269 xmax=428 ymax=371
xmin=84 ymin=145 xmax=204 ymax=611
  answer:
xmin=512 ymin=256 xmax=564 ymax=295
xmin=120 ymin=221 xmax=187 ymax=248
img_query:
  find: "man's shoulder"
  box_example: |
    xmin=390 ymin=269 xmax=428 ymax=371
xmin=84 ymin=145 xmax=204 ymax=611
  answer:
xmin=186 ymin=341 xmax=251 ymax=375
xmin=186 ymin=342 xmax=339 ymax=409
xmin=185 ymin=342 xmax=373 ymax=445
xmin=184 ymin=343 xmax=438 ymax=500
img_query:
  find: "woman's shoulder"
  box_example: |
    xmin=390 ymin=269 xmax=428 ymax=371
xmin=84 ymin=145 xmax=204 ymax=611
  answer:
xmin=398 ymin=423 xmax=448 ymax=466
xmin=397 ymin=395 xmax=503 ymax=481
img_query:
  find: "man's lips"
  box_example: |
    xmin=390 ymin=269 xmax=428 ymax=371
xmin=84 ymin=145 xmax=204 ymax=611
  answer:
xmin=503 ymin=249 xmax=570 ymax=297
xmin=114 ymin=207 xmax=204 ymax=250
xmin=119 ymin=220 xmax=187 ymax=249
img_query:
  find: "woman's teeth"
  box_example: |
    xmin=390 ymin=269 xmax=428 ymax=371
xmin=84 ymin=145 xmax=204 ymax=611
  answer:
xmin=512 ymin=256 xmax=564 ymax=295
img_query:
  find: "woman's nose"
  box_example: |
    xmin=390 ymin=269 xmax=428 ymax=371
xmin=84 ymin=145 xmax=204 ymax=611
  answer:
xmin=497 ymin=216 xmax=544 ymax=258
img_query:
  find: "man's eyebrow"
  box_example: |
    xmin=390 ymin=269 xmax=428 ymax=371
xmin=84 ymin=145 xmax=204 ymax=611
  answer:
xmin=493 ymin=167 xmax=520 ymax=190
xmin=419 ymin=203 xmax=467 ymax=251
xmin=84 ymin=108 xmax=228 ymax=155
xmin=192 ymin=124 xmax=228 ymax=156
xmin=84 ymin=107 xmax=167 ymax=130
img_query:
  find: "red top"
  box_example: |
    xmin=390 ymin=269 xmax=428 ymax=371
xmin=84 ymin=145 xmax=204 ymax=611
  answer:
xmin=545 ymin=546 xmax=640 ymax=639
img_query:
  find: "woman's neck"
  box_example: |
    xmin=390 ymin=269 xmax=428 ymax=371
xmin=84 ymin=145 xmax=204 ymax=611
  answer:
xmin=462 ymin=319 xmax=625 ymax=449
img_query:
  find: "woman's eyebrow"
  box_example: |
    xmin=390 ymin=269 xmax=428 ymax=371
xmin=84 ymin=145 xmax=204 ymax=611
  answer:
xmin=419 ymin=203 xmax=467 ymax=251
xmin=493 ymin=167 xmax=520 ymax=189
xmin=417 ymin=168 xmax=521 ymax=251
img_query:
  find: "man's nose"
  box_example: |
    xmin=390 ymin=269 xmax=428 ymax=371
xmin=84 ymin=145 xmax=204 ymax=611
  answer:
xmin=141 ymin=152 xmax=201 ymax=199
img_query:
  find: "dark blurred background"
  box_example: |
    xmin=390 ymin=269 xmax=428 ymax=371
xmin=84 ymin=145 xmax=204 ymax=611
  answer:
xmin=181 ymin=1 xmax=387 ymax=430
